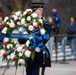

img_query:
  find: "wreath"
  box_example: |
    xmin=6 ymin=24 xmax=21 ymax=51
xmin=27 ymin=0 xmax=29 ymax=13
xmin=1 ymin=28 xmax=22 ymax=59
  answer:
xmin=0 ymin=9 xmax=49 ymax=69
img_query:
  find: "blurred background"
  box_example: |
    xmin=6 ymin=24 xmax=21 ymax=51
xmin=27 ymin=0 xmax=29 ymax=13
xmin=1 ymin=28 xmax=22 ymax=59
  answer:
xmin=0 ymin=0 xmax=76 ymax=34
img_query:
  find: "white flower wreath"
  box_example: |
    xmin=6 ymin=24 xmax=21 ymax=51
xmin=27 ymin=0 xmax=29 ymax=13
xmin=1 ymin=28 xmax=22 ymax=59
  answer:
xmin=0 ymin=9 xmax=46 ymax=68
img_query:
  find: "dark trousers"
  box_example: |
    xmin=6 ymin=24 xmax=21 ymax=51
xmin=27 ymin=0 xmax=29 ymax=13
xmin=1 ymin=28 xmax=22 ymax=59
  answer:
xmin=26 ymin=67 xmax=45 ymax=75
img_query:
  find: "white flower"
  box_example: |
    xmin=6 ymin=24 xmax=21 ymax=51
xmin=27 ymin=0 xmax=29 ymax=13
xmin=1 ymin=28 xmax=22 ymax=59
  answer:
xmin=3 ymin=37 xmax=9 ymax=42
xmin=23 ymin=11 xmax=27 ymax=16
xmin=39 ymin=19 xmax=43 ymax=23
xmin=19 ymin=16 xmax=22 ymax=20
xmin=2 ymin=27 xmax=7 ymax=34
xmin=15 ymin=49 xmax=17 ymax=52
xmin=21 ymin=18 xmax=26 ymax=25
xmin=9 ymin=22 xmax=15 ymax=28
xmin=10 ymin=53 xmax=15 ymax=60
xmin=26 ymin=9 xmax=32 ymax=12
xmin=27 ymin=16 xmax=31 ymax=21
xmin=17 ymin=46 xmax=23 ymax=52
xmin=35 ymin=47 xmax=40 ymax=52
xmin=4 ymin=17 xmax=9 ymax=22
xmin=33 ymin=22 xmax=38 ymax=26
xmin=28 ymin=25 xmax=34 ymax=31
xmin=7 ymin=55 xmax=10 ymax=60
xmin=2 ymin=27 xmax=7 ymax=31
xmin=19 ymin=53 xmax=23 ymax=57
xmin=20 ymin=14 xmax=23 ymax=17
xmin=33 ymin=19 xmax=36 ymax=22
xmin=2 ymin=31 xmax=7 ymax=34
xmin=31 ymin=13 xmax=37 ymax=18
xmin=13 ymin=51 xmax=15 ymax=54
xmin=22 ymin=49 xmax=25 ymax=52
xmin=17 ymin=22 xmax=21 ymax=25
xmin=3 ymin=45 xmax=5 ymax=49
xmin=2 ymin=21 xmax=4 ymax=24
xmin=14 ymin=16 xmax=18 ymax=20
xmin=7 ymin=22 xmax=10 ymax=25
xmin=18 ymin=59 xmax=25 ymax=65
xmin=15 ymin=11 xmax=21 ymax=16
xmin=26 ymin=40 xmax=30 ymax=47
xmin=10 ymin=20 xmax=13 ymax=23
xmin=12 ymin=15 xmax=15 ymax=18
xmin=0 ymin=49 xmax=5 ymax=55
xmin=7 ymin=44 xmax=13 ymax=49
xmin=25 ymin=50 xmax=31 ymax=58
xmin=12 ymin=15 xmax=18 ymax=20
xmin=40 ymin=29 xmax=46 ymax=35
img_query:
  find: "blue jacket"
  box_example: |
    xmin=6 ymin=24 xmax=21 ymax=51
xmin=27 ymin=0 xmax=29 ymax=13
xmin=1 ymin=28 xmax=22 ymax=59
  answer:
xmin=49 ymin=14 xmax=62 ymax=27
xmin=66 ymin=23 xmax=76 ymax=40
xmin=66 ymin=23 xmax=76 ymax=34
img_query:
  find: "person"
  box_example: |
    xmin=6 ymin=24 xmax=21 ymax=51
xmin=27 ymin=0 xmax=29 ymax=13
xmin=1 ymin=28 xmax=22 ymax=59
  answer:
xmin=18 ymin=2 xmax=51 ymax=75
xmin=58 ymin=17 xmax=76 ymax=57
xmin=49 ymin=8 xmax=62 ymax=34
xmin=46 ymin=8 xmax=62 ymax=57
xmin=46 ymin=17 xmax=57 ymax=57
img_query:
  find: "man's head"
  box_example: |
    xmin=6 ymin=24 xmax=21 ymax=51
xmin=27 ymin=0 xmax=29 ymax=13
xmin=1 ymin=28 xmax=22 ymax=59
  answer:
xmin=70 ymin=17 xmax=75 ymax=23
xmin=28 ymin=2 xmax=44 ymax=17
xmin=48 ymin=17 xmax=53 ymax=24
xmin=34 ymin=8 xmax=43 ymax=17
xmin=52 ymin=8 xmax=57 ymax=16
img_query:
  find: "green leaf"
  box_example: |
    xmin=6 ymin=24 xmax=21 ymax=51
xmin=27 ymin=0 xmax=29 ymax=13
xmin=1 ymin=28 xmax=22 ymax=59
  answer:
xmin=31 ymin=51 xmax=35 ymax=60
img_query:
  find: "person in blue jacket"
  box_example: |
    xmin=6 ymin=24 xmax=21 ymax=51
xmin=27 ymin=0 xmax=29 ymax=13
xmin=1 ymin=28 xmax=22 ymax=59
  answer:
xmin=59 ymin=17 xmax=76 ymax=56
xmin=46 ymin=8 xmax=62 ymax=57
xmin=49 ymin=8 xmax=62 ymax=34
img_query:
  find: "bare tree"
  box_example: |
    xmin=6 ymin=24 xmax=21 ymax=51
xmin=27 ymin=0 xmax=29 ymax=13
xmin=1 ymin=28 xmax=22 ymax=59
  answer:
xmin=1 ymin=0 xmax=31 ymax=17
xmin=0 ymin=0 xmax=76 ymax=34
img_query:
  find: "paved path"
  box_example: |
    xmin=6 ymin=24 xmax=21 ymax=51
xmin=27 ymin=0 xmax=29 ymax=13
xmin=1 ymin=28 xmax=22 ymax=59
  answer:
xmin=0 ymin=61 xmax=76 ymax=75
